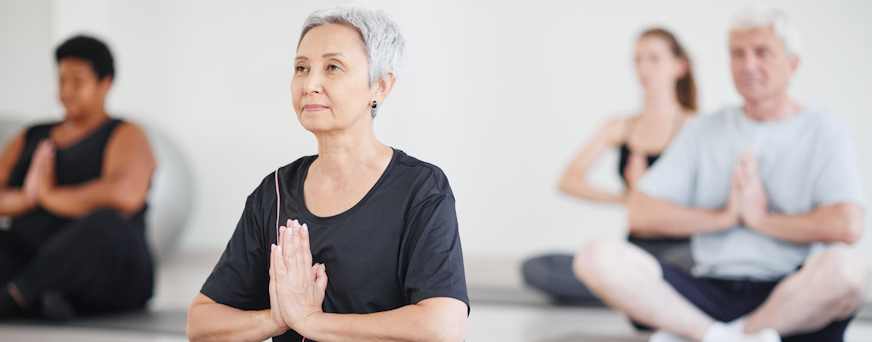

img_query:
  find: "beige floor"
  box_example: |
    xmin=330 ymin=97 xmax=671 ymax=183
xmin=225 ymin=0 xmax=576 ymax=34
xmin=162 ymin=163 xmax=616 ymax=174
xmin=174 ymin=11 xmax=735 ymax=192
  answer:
xmin=1 ymin=250 xmax=871 ymax=342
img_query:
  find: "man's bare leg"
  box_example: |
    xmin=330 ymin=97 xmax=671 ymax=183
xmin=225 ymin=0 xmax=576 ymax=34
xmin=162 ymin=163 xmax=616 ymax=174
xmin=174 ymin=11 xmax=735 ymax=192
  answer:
xmin=744 ymin=245 xmax=867 ymax=336
xmin=573 ymin=238 xmax=715 ymax=341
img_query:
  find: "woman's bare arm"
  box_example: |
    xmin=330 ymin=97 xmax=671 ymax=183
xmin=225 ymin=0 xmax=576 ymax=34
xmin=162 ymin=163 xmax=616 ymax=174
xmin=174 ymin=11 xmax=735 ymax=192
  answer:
xmin=296 ymin=297 xmax=467 ymax=342
xmin=186 ymin=294 xmax=467 ymax=342
xmin=0 ymin=130 xmax=36 ymax=216
xmin=37 ymin=122 xmax=156 ymax=218
xmin=559 ymin=118 xmax=627 ymax=204
xmin=187 ymin=293 xmax=286 ymax=342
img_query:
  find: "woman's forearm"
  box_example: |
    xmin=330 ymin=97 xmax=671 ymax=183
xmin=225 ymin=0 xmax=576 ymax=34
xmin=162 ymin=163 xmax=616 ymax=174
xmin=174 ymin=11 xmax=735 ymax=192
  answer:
xmin=559 ymin=177 xmax=625 ymax=204
xmin=296 ymin=298 xmax=467 ymax=342
xmin=39 ymin=178 xmax=147 ymax=218
xmin=0 ymin=189 xmax=33 ymax=216
xmin=187 ymin=302 xmax=285 ymax=342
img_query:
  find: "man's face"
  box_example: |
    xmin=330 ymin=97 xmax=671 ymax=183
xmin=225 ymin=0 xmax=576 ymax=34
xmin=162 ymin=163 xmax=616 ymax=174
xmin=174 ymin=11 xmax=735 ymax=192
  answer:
xmin=729 ymin=27 xmax=798 ymax=104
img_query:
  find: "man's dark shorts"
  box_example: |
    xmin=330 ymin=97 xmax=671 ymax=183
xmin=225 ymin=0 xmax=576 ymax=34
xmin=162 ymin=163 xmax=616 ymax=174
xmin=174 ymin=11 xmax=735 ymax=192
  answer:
xmin=661 ymin=262 xmax=853 ymax=342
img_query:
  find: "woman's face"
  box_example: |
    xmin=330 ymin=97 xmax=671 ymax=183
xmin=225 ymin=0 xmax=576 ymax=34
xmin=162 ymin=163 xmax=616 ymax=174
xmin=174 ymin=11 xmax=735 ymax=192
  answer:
xmin=292 ymin=24 xmax=377 ymax=134
xmin=635 ymin=36 xmax=686 ymax=94
xmin=57 ymin=58 xmax=111 ymax=119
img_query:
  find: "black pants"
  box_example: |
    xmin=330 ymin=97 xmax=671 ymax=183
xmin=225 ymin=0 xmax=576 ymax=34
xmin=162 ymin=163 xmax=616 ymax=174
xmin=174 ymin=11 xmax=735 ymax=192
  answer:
xmin=662 ymin=262 xmax=851 ymax=342
xmin=0 ymin=208 xmax=153 ymax=314
xmin=522 ymin=236 xmax=692 ymax=302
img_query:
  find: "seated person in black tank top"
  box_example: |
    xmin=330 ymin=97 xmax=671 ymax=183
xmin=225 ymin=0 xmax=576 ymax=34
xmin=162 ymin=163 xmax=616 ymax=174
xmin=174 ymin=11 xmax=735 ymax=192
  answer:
xmin=0 ymin=36 xmax=156 ymax=320
xmin=187 ymin=5 xmax=468 ymax=342
xmin=522 ymin=28 xmax=697 ymax=306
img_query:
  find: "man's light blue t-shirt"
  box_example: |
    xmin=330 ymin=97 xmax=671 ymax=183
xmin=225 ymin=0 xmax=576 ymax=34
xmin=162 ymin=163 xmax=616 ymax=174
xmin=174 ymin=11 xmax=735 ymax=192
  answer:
xmin=638 ymin=106 xmax=866 ymax=281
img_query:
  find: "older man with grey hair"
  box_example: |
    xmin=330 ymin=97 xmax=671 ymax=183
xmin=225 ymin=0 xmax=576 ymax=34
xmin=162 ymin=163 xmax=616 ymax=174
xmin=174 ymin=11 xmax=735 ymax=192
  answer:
xmin=573 ymin=6 xmax=866 ymax=342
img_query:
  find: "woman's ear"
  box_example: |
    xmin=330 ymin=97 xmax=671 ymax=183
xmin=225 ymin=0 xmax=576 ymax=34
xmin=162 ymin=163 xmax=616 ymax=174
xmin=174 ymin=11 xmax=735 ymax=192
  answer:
xmin=675 ymin=58 xmax=689 ymax=80
xmin=98 ymin=75 xmax=114 ymax=95
xmin=373 ymin=71 xmax=397 ymax=103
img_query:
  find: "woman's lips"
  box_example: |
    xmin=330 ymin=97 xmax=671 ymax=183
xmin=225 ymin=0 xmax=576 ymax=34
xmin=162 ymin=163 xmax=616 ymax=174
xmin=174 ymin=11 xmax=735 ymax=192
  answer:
xmin=303 ymin=104 xmax=328 ymax=111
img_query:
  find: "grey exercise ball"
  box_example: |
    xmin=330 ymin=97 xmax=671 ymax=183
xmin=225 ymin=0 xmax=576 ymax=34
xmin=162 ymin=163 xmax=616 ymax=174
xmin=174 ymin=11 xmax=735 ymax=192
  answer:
xmin=143 ymin=125 xmax=194 ymax=261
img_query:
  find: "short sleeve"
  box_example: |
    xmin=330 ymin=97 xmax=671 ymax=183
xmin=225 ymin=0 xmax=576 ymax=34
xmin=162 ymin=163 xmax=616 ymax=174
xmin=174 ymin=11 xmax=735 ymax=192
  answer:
xmin=637 ymin=119 xmax=699 ymax=207
xmin=814 ymin=134 xmax=867 ymax=209
xmin=402 ymin=194 xmax=469 ymax=311
xmin=200 ymin=194 xmax=270 ymax=310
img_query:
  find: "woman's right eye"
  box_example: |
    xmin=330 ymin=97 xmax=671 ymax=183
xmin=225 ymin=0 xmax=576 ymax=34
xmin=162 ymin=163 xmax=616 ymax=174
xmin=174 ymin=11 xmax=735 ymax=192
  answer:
xmin=295 ymin=66 xmax=309 ymax=73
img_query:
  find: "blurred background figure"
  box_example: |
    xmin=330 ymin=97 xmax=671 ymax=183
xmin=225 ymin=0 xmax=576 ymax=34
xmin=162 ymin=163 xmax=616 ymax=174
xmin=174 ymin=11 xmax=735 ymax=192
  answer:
xmin=576 ymin=6 xmax=866 ymax=342
xmin=0 ymin=36 xmax=156 ymax=320
xmin=522 ymin=28 xmax=696 ymax=307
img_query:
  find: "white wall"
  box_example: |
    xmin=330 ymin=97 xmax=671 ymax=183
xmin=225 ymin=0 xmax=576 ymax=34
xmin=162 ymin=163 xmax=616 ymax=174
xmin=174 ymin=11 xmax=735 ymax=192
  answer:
xmin=0 ymin=0 xmax=53 ymax=121
xmin=2 ymin=0 xmax=871 ymax=262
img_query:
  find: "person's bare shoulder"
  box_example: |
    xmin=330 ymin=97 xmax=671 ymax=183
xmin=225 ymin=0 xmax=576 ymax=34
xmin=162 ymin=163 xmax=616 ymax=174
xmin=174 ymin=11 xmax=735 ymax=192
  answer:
xmin=106 ymin=121 xmax=156 ymax=165
xmin=600 ymin=114 xmax=636 ymax=146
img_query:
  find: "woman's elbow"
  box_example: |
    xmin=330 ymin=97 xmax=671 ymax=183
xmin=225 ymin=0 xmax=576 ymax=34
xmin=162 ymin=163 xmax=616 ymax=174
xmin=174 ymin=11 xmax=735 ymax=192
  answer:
xmin=558 ymin=176 xmax=573 ymax=195
xmin=427 ymin=318 xmax=466 ymax=342
xmin=186 ymin=295 xmax=214 ymax=342
xmin=559 ymin=176 xmax=587 ymax=197
xmin=418 ymin=300 xmax=467 ymax=342
xmin=112 ymin=186 xmax=148 ymax=214
xmin=186 ymin=310 xmax=206 ymax=342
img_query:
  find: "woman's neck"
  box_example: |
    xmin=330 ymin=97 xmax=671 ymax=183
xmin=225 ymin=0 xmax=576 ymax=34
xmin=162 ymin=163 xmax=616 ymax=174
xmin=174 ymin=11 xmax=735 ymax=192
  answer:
xmin=61 ymin=109 xmax=110 ymax=132
xmin=642 ymin=87 xmax=683 ymax=117
xmin=312 ymin=120 xmax=391 ymax=180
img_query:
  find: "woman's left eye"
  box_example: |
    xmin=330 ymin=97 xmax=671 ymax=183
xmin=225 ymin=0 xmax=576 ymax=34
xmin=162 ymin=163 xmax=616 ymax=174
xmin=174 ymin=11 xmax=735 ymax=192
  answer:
xmin=327 ymin=64 xmax=340 ymax=71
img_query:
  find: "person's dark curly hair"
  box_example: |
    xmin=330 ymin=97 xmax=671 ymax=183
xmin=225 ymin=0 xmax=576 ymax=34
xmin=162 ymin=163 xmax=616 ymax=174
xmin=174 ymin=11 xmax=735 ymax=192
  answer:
xmin=55 ymin=35 xmax=115 ymax=80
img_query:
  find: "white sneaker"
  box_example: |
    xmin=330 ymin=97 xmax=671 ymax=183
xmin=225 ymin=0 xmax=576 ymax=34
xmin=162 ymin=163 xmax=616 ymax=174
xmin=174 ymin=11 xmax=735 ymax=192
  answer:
xmin=649 ymin=330 xmax=694 ymax=342
xmin=703 ymin=321 xmax=781 ymax=342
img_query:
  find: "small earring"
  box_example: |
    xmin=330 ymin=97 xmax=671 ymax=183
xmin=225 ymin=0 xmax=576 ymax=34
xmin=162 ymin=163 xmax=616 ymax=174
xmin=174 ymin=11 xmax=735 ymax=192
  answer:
xmin=372 ymin=101 xmax=377 ymax=108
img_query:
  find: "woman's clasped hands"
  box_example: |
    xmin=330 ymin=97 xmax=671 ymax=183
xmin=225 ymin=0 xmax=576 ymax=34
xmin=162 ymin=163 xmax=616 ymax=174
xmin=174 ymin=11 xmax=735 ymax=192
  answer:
xmin=268 ymin=219 xmax=328 ymax=337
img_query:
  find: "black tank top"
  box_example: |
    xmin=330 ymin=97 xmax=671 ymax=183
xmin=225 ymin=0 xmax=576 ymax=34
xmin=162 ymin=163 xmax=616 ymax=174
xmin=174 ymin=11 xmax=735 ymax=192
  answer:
xmin=618 ymin=143 xmax=659 ymax=183
xmin=7 ymin=119 xmax=146 ymax=233
xmin=616 ymin=115 xmax=689 ymax=245
xmin=617 ymin=115 xmax=684 ymax=183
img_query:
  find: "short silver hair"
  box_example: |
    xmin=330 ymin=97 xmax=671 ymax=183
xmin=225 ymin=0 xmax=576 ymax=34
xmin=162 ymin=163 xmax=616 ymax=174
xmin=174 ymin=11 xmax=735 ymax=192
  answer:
xmin=730 ymin=6 xmax=802 ymax=59
xmin=300 ymin=5 xmax=405 ymax=116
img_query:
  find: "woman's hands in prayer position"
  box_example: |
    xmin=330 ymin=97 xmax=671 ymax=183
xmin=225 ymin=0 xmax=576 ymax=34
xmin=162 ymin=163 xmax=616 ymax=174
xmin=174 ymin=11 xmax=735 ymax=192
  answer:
xmin=268 ymin=219 xmax=328 ymax=337
xmin=22 ymin=140 xmax=56 ymax=209
xmin=624 ymin=150 xmax=648 ymax=192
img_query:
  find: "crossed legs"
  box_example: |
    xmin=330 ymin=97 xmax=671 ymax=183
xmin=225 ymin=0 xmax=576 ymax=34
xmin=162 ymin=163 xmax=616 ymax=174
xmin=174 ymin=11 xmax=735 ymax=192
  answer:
xmin=573 ymin=238 xmax=866 ymax=341
xmin=743 ymin=244 xmax=866 ymax=336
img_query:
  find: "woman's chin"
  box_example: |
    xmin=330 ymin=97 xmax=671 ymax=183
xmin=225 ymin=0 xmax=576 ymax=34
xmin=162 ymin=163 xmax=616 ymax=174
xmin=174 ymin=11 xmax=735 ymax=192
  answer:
xmin=63 ymin=108 xmax=87 ymax=120
xmin=299 ymin=119 xmax=338 ymax=134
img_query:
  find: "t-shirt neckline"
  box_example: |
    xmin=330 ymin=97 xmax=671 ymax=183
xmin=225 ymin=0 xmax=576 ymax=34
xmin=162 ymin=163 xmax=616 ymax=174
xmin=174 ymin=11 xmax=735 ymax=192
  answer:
xmin=736 ymin=105 xmax=812 ymax=127
xmin=295 ymin=147 xmax=399 ymax=224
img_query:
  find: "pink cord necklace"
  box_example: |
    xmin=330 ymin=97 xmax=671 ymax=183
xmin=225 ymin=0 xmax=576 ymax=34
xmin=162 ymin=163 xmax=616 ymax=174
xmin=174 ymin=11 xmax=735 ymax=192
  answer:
xmin=274 ymin=169 xmax=281 ymax=240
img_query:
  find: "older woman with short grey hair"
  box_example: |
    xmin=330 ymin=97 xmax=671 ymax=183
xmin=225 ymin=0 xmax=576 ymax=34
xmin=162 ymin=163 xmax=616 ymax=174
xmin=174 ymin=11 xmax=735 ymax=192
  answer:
xmin=187 ymin=5 xmax=468 ymax=342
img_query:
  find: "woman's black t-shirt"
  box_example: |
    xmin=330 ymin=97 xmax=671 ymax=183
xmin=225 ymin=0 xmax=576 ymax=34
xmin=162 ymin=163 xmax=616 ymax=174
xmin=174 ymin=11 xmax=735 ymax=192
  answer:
xmin=200 ymin=149 xmax=469 ymax=341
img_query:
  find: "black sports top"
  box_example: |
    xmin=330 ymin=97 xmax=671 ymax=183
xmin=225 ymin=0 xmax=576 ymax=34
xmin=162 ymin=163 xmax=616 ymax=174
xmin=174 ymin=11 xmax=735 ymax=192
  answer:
xmin=6 ymin=119 xmax=147 ymax=233
xmin=617 ymin=115 xmax=684 ymax=183
xmin=618 ymin=143 xmax=660 ymax=182
xmin=201 ymin=149 xmax=469 ymax=342
xmin=617 ymin=115 xmax=690 ymax=246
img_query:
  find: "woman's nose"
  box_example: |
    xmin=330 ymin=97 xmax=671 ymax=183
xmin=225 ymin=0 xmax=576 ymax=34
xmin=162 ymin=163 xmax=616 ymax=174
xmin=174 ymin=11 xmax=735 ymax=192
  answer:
xmin=302 ymin=72 xmax=322 ymax=94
